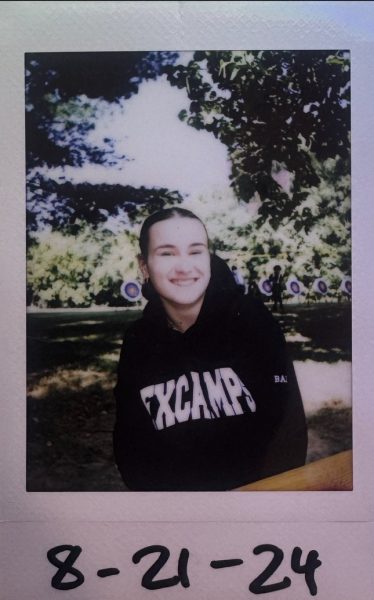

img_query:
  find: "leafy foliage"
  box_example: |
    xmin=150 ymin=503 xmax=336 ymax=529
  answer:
xmin=186 ymin=151 xmax=350 ymax=296
xmin=165 ymin=50 xmax=350 ymax=227
xmin=26 ymin=52 xmax=178 ymax=169
xmin=27 ymin=226 xmax=140 ymax=308
xmin=27 ymin=177 xmax=183 ymax=232
xmin=25 ymin=52 xmax=179 ymax=231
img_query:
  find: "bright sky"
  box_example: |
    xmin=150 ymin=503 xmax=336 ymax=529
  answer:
xmin=45 ymin=75 xmax=231 ymax=198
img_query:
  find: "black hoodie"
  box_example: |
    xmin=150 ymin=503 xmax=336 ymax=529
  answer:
xmin=114 ymin=259 xmax=307 ymax=491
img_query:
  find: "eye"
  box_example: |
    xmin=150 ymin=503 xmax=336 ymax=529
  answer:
xmin=159 ymin=251 xmax=174 ymax=256
xmin=190 ymin=246 xmax=206 ymax=255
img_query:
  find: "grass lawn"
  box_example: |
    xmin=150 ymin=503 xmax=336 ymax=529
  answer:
xmin=27 ymin=302 xmax=351 ymax=491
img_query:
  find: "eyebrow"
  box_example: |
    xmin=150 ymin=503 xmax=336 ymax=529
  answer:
xmin=154 ymin=242 xmax=207 ymax=251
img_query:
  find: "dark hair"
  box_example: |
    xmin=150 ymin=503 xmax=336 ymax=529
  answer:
xmin=139 ymin=207 xmax=207 ymax=260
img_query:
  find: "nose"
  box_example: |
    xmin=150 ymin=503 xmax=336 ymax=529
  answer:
xmin=174 ymin=254 xmax=193 ymax=274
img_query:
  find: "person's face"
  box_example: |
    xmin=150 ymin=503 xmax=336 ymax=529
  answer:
xmin=140 ymin=217 xmax=211 ymax=310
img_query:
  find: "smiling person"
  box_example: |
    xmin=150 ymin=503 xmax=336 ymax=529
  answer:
xmin=113 ymin=208 xmax=307 ymax=491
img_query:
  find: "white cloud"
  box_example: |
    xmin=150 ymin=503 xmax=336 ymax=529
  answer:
xmin=42 ymin=76 xmax=231 ymax=197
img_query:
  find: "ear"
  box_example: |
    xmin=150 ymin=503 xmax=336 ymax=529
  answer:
xmin=138 ymin=255 xmax=149 ymax=280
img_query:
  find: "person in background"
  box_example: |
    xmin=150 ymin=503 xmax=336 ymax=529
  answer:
xmin=269 ymin=265 xmax=284 ymax=312
xmin=246 ymin=265 xmax=261 ymax=299
xmin=114 ymin=208 xmax=307 ymax=491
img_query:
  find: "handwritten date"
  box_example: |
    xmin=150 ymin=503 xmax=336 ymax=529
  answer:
xmin=47 ymin=543 xmax=321 ymax=596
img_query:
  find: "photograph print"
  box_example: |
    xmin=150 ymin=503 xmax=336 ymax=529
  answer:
xmin=26 ymin=50 xmax=351 ymax=491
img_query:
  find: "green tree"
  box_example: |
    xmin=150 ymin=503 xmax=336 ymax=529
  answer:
xmin=27 ymin=225 xmax=141 ymax=308
xmin=165 ymin=50 xmax=350 ymax=228
xmin=26 ymin=52 xmax=180 ymax=231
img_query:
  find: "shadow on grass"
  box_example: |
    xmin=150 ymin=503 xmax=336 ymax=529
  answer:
xmin=27 ymin=310 xmax=141 ymax=373
xmin=27 ymin=381 xmax=127 ymax=491
xmin=27 ymin=310 xmax=140 ymax=490
xmin=274 ymin=303 xmax=351 ymax=362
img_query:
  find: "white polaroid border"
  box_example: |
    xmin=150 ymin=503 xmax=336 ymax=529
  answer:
xmin=1 ymin=1 xmax=373 ymax=527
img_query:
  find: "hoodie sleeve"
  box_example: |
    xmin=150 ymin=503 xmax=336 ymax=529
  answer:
xmin=238 ymin=296 xmax=308 ymax=479
xmin=258 ymin=349 xmax=308 ymax=479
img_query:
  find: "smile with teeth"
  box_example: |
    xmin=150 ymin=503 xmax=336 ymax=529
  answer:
xmin=170 ymin=278 xmax=199 ymax=286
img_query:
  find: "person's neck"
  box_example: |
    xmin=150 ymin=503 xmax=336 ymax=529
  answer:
xmin=162 ymin=297 xmax=205 ymax=333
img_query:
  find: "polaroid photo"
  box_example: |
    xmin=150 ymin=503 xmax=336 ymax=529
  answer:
xmin=2 ymin=4 xmax=374 ymax=599
xmin=1 ymin=2 xmax=373 ymax=533
xmin=25 ymin=50 xmax=351 ymax=493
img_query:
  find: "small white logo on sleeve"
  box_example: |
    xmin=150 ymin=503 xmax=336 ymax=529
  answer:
xmin=274 ymin=375 xmax=288 ymax=383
